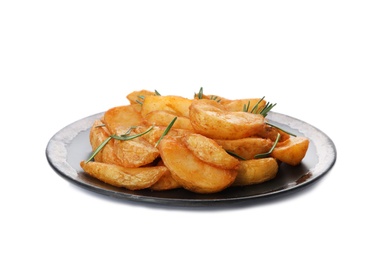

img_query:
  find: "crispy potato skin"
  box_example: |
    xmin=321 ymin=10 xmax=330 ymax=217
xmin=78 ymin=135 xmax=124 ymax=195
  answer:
xmin=158 ymin=135 xmax=238 ymax=194
xmin=232 ymin=158 xmax=278 ymax=186
xmin=189 ymin=99 xmax=265 ymax=140
xmin=80 ymin=161 xmax=167 ymax=190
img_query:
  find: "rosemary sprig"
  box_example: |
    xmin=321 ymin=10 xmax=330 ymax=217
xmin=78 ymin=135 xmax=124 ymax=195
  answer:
xmin=85 ymin=125 xmax=153 ymax=163
xmin=155 ymin=117 xmax=177 ymax=147
xmin=259 ymin=101 xmax=276 ymax=117
xmin=243 ymin=96 xmax=272 ymax=116
xmin=254 ymin=133 xmax=280 ymax=159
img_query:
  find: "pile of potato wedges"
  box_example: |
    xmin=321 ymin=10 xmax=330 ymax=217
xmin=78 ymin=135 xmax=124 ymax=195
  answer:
xmin=80 ymin=89 xmax=309 ymax=194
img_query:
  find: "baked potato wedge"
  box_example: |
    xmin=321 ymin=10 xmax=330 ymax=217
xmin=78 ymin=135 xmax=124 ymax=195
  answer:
xmin=158 ymin=135 xmax=237 ymax=194
xmin=80 ymin=161 xmax=167 ymax=190
xmin=126 ymin=89 xmax=157 ymax=105
xmin=232 ymin=158 xmax=279 ymax=186
xmin=103 ymin=105 xmax=145 ymax=135
xmin=271 ymin=136 xmax=310 ymax=166
xmin=183 ymin=133 xmax=239 ymax=170
xmin=189 ymin=99 xmax=265 ymax=140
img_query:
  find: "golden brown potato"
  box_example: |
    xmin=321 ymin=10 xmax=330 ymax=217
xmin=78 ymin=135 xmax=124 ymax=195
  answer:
xmin=271 ymin=136 xmax=310 ymax=166
xmin=126 ymin=89 xmax=157 ymax=105
xmin=183 ymin=133 xmax=239 ymax=170
xmin=232 ymin=158 xmax=279 ymax=186
xmin=141 ymin=95 xmax=192 ymax=118
xmin=215 ymin=137 xmax=273 ymax=160
xmin=189 ymin=99 xmax=265 ymax=140
xmin=103 ymin=105 xmax=146 ymax=135
xmin=113 ymin=137 xmax=160 ymax=168
xmin=143 ymin=110 xmax=195 ymax=131
xmin=80 ymin=161 xmax=167 ymax=190
xmin=158 ymin=135 xmax=237 ymax=194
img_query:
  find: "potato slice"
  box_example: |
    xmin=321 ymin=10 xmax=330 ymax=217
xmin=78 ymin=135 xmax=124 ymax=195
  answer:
xmin=103 ymin=105 xmax=146 ymax=135
xmin=158 ymin=135 xmax=237 ymax=194
xmin=183 ymin=133 xmax=239 ymax=170
xmin=126 ymin=89 xmax=157 ymax=105
xmin=113 ymin=136 xmax=159 ymax=168
xmin=189 ymin=99 xmax=265 ymax=140
xmin=271 ymin=136 xmax=310 ymax=166
xmin=232 ymin=158 xmax=279 ymax=186
xmin=215 ymin=137 xmax=273 ymax=160
xmin=144 ymin=110 xmax=195 ymax=131
xmin=141 ymin=95 xmax=192 ymax=117
xmin=80 ymin=161 xmax=167 ymax=190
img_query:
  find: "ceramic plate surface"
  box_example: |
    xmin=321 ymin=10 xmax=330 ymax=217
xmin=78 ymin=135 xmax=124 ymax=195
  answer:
xmin=46 ymin=111 xmax=336 ymax=206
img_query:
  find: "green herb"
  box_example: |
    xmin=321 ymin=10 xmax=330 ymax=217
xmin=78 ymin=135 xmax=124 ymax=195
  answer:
xmin=250 ymin=97 xmax=265 ymax=114
xmin=259 ymin=101 xmax=276 ymax=117
xmin=155 ymin=90 xmax=161 ymax=96
xmin=210 ymin=95 xmax=221 ymax=102
xmin=85 ymin=125 xmax=153 ymax=163
xmin=226 ymin=150 xmax=246 ymax=160
xmin=195 ymin=87 xmax=204 ymax=99
xmin=136 ymin=95 xmax=145 ymax=105
xmin=242 ymin=96 xmax=272 ymax=116
xmin=254 ymin=133 xmax=280 ymax=159
xmin=155 ymin=117 xmax=177 ymax=147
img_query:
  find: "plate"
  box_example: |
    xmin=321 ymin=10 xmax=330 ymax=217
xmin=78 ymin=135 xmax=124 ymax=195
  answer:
xmin=46 ymin=111 xmax=336 ymax=206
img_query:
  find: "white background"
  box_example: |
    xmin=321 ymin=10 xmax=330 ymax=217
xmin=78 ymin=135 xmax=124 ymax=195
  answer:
xmin=1 ymin=1 xmax=383 ymax=259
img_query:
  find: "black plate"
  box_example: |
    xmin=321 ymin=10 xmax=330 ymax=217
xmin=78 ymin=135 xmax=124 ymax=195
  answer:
xmin=46 ymin=111 xmax=336 ymax=206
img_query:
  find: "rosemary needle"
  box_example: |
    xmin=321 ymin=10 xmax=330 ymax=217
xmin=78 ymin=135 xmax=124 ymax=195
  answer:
xmin=155 ymin=117 xmax=177 ymax=147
